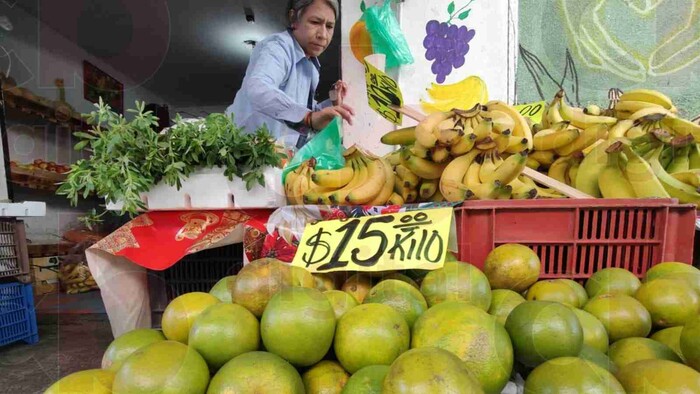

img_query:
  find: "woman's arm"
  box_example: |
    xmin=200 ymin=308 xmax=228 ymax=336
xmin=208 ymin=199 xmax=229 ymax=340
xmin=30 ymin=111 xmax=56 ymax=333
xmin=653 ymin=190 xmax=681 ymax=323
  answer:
xmin=244 ymin=40 xmax=310 ymax=124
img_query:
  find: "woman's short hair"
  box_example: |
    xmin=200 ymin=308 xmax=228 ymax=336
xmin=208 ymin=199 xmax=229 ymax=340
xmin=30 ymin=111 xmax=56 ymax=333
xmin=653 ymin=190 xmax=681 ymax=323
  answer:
xmin=287 ymin=0 xmax=339 ymax=25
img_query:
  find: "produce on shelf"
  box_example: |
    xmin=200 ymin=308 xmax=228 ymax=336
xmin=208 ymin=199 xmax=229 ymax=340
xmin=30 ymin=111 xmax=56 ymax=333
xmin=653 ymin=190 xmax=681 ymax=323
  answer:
xmin=57 ymin=100 xmax=285 ymax=216
xmin=45 ymin=246 xmax=700 ymax=392
xmin=525 ymin=88 xmax=700 ymax=205
xmin=285 ymin=100 xmax=574 ymax=205
xmin=10 ymin=159 xmax=71 ymax=174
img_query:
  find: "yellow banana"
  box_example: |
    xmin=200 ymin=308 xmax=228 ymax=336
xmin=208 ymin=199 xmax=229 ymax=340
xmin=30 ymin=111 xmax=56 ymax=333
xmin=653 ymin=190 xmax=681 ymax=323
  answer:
xmin=383 ymin=150 xmax=403 ymax=167
xmin=285 ymin=171 xmax=300 ymax=204
xmin=387 ymin=192 xmax=404 ymax=205
xmin=548 ymin=156 xmax=571 ymax=185
xmin=509 ymin=177 xmax=537 ymax=199
xmin=450 ymin=133 xmax=477 ymax=156
xmin=671 ymin=170 xmax=700 ymax=188
xmin=294 ymin=165 xmax=313 ymax=204
xmin=484 ymin=151 xmax=527 ymax=185
xmin=431 ymin=146 xmax=451 ymax=163
xmin=410 ymin=142 xmax=431 ymax=159
xmin=661 ymin=116 xmax=700 ymax=141
xmin=584 ymin=104 xmax=602 ymax=116
xmin=402 ymin=151 xmax=448 ymax=180
xmin=469 ymin=181 xmax=504 ymax=200
xmin=485 ymin=100 xmax=534 ymax=150
xmin=615 ymin=100 xmax=665 ymax=120
xmin=525 ymin=157 xmax=541 ymax=170
xmin=494 ymin=184 xmax=513 ymax=200
xmin=574 ymin=140 xmax=613 ymax=198
xmin=545 ymin=98 xmax=565 ymax=128
xmin=555 ymin=124 xmax=609 ymax=156
xmin=328 ymin=157 xmax=369 ymax=204
xmin=492 ymin=130 xmax=512 ymax=153
xmin=535 ymin=185 xmax=567 ymax=199
xmin=529 ymin=150 xmax=556 ymax=167
xmin=311 ymin=166 xmax=354 ymax=188
xmin=648 ymin=146 xmax=700 ymax=207
xmin=608 ymin=119 xmax=635 ymax=140
xmin=437 ymin=128 xmax=464 ymax=146
xmin=439 ymin=149 xmax=480 ymax=202
xmin=598 ymin=150 xmax=637 ymax=198
xmin=380 ymin=126 xmax=417 ymax=146
xmin=689 ymin=144 xmax=700 ymax=169
xmin=556 ymin=90 xmax=617 ymax=129
xmin=419 ymin=179 xmax=438 ymax=200
xmin=405 ymin=188 xmax=418 ymax=203
xmin=619 ymin=89 xmax=674 ymax=110
xmin=479 ymin=151 xmax=500 ymax=183
xmin=667 ymin=146 xmax=691 ymax=174
xmin=395 ymin=165 xmax=420 ymax=189
xmin=483 ymin=109 xmax=516 ymax=133
xmin=625 ymin=125 xmax=647 ymax=139
xmin=567 ymin=156 xmax=581 ymax=186
xmin=628 ymin=107 xmax=674 ymax=121
xmin=476 ymin=138 xmax=497 ymax=151
xmin=415 ymin=111 xmax=454 ymax=148
xmin=428 ymin=188 xmax=446 ymax=202
xmin=472 ymin=119 xmax=493 ymax=142
xmin=346 ymin=158 xmax=386 ymax=204
xmin=622 ymin=145 xmax=670 ymax=198
xmin=533 ymin=127 xmax=581 ymax=151
xmin=368 ymin=159 xmax=396 ymax=206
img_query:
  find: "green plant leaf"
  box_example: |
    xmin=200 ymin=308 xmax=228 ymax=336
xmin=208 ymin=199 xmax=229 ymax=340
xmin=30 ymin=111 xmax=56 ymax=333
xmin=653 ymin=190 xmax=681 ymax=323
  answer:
xmin=360 ymin=0 xmax=366 ymax=12
xmin=459 ymin=9 xmax=471 ymax=20
xmin=448 ymin=1 xmax=455 ymax=14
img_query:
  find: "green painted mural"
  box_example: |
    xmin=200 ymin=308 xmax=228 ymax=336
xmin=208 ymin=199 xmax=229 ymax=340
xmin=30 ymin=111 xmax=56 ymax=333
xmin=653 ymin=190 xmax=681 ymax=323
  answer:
xmin=516 ymin=0 xmax=700 ymax=119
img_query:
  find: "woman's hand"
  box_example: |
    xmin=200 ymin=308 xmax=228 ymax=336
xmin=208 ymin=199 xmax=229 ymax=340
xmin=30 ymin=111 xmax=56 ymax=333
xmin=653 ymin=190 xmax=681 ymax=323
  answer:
xmin=330 ymin=80 xmax=349 ymax=106
xmin=311 ymin=104 xmax=355 ymax=130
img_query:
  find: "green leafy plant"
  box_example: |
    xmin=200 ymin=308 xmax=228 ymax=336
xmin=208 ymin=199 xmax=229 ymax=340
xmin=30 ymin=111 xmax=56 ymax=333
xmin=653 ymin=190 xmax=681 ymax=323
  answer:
xmin=57 ymin=99 xmax=285 ymax=218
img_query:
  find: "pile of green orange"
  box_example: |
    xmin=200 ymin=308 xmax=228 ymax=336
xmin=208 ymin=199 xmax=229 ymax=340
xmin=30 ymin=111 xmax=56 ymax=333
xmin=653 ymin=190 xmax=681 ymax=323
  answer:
xmin=45 ymin=247 xmax=700 ymax=394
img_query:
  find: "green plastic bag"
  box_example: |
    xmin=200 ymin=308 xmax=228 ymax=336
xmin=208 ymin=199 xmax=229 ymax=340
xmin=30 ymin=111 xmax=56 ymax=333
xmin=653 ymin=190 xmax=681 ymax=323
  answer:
xmin=364 ymin=0 xmax=414 ymax=69
xmin=282 ymin=116 xmax=345 ymax=183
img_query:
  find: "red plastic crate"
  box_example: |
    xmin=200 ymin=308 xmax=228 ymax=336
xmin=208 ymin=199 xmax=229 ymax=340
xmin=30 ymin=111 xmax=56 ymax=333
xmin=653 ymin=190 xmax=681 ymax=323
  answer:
xmin=454 ymin=199 xmax=696 ymax=279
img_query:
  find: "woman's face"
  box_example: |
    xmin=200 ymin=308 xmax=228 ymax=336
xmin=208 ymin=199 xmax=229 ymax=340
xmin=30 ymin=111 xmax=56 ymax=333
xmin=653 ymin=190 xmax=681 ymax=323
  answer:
xmin=291 ymin=0 xmax=336 ymax=58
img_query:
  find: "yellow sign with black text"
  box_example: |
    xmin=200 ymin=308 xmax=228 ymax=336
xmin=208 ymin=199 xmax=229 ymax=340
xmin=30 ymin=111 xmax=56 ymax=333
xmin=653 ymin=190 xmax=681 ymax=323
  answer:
xmin=292 ymin=208 xmax=453 ymax=273
xmin=364 ymin=60 xmax=403 ymax=125
xmin=513 ymin=101 xmax=546 ymax=124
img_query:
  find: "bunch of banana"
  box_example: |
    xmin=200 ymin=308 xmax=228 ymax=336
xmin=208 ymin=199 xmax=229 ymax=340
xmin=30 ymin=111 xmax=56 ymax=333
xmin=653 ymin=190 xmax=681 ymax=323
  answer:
xmin=438 ymin=148 xmax=533 ymax=201
xmin=283 ymin=146 xmax=398 ymax=206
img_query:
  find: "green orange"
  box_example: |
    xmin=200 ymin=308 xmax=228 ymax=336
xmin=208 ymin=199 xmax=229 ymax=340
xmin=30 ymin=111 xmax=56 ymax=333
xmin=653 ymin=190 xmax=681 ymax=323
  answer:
xmin=209 ymin=275 xmax=236 ymax=302
xmin=161 ymin=292 xmax=219 ymax=344
xmin=608 ymin=337 xmax=681 ymax=369
xmin=651 ymin=326 xmax=685 ymax=361
xmin=302 ymin=360 xmax=349 ymax=394
xmin=635 ymin=278 xmax=700 ymax=328
xmin=524 ymin=357 xmax=625 ymax=394
xmin=420 ymin=261 xmax=492 ymax=310
xmin=572 ymin=308 xmax=609 ymax=354
xmin=101 ymin=328 xmax=166 ymax=372
xmin=363 ymin=279 xmax=427 ymax=328
xmin=526 ymin=280 xmax=580 ymax=307
xmin=681 ymin=315 xmax=700 ymax=371
xmin=341 ymin=365 xmax=389 ymax=394
xmin=334 ymin=304 xmax=409 ymax=373
xmin=45 ymin=369 xmax=115 ymax=394
xmin=324 ymin=290 xmax=359 ymax=320
xmin=583 ymin=293 xmax=651 ymax=342
xmin=207 ymin=351 xmax=305 ymax=394
xmin=482 ymin=243 xmax=541 ymax=293
xmin=584 ymin=268 xmax=640 ymax=298
xmin=231 ymin=258 xmax=293 ymax=317
xmin=488 ymin=289 xmax=526 ymax=326
xmin=615 ymin=359 xmax=700 ymax=393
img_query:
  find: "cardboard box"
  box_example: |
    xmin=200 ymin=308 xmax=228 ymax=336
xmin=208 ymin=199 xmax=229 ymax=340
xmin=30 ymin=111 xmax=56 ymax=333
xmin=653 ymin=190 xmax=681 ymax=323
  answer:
xmin=31 ymin=257 xmax=60 ymax=295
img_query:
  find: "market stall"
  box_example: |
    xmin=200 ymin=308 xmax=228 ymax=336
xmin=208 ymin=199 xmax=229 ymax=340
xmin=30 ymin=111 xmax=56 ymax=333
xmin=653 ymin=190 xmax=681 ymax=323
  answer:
xmin=42 ymin=0 xmax=700 ymax=392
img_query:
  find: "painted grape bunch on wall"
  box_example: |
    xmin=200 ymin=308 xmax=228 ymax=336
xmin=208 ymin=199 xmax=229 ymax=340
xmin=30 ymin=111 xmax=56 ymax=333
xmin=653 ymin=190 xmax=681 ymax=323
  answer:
xmin=424 ymin=0 xmax=476 ymax=84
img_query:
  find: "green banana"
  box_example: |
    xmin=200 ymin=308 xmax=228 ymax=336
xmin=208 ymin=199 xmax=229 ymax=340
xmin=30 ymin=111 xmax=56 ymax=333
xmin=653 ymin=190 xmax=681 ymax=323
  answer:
xmin=648 ymin=146 xmax=700 ymax=207
xmin=622 ymin=145 xmax=670 ymax=198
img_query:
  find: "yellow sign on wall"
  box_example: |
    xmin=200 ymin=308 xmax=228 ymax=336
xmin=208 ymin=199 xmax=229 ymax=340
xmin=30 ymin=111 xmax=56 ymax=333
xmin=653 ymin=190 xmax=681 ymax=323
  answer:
xmin=292 ymin=208 xmax=453 ymax=273
xmin=364 ymin=60 xmax=404 ymax=125
xmin=513 ymin=101 xmax=547 ymax=124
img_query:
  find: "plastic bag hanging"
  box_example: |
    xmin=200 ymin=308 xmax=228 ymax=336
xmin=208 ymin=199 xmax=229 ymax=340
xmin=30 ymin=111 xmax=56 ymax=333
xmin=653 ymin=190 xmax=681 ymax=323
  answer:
xmin=364 ymin=0 xmax=414 ymax=69
xmin=282 ymin=116 xmax=345 ymax=184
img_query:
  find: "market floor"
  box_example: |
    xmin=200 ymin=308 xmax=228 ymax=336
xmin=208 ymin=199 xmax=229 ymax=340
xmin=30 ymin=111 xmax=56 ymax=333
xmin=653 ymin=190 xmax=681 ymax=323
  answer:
xmin=0 ymin=313 xmax=113 ymax=394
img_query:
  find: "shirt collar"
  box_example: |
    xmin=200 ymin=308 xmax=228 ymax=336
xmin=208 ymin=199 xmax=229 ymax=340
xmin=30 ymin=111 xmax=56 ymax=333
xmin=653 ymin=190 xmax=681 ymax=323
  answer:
xmin=286 ymin=29 xmax=321 ymax=71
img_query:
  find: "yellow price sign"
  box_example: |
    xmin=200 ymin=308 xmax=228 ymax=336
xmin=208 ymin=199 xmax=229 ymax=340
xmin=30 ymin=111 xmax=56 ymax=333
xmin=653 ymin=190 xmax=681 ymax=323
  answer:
xmin=292 ymin=208 xmax=453 ymax=273
xmin=364 ymin=60 xmax=404 ymax=125
xmin=514 ymin=101 xmax=547 ymax=124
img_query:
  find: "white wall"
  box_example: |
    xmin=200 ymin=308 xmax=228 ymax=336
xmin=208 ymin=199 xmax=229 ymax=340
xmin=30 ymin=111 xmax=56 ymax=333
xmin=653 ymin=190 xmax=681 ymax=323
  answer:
xmin=341 ymin=0 xmax=518 ymax=155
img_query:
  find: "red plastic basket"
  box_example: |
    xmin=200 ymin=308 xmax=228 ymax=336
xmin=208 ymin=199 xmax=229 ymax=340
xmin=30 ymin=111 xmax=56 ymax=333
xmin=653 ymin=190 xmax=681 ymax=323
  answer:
xmin=454 ymin=199 xmax=696 ymax=279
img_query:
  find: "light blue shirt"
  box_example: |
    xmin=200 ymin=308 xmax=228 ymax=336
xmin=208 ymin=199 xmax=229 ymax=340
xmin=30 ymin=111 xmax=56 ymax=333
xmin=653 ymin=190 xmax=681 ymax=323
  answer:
xmin=226 ymin=29 xmax=332 ymax=148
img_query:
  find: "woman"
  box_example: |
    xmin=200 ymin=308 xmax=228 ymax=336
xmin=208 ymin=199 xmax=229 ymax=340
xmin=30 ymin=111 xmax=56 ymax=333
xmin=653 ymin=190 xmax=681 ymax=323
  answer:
xmin=226 ymin=0 xmax=355 ymax=150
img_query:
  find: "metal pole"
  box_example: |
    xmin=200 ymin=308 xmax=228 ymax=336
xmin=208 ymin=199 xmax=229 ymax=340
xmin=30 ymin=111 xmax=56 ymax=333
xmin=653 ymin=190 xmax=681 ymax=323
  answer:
xmin=0 ymin=85 xmax=14 ymax=201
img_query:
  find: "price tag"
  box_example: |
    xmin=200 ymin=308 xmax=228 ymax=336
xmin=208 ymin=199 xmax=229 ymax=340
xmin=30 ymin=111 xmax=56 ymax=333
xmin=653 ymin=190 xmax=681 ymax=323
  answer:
xmin=292 ymin=208 xmax=453 ymax=273
xmin=513 ymin=101 xmax=546 ymax=124
xmin=364 ymin=60 xmax=403 ymax=125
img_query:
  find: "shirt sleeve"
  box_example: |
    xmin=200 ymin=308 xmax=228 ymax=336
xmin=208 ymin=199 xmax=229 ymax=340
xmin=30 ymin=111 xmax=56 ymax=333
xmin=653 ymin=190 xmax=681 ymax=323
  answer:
xmin=243 ymin=40 xmax=310 ymax=124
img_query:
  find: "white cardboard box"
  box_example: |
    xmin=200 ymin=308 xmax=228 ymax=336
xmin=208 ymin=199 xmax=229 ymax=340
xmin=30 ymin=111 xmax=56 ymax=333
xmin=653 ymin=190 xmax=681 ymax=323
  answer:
xmin=106 ymin=166 xmax=286 ymax=211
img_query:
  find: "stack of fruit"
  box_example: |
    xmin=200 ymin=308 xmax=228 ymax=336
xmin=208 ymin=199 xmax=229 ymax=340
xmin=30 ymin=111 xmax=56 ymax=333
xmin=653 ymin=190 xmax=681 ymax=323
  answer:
xmin=45 ymin=247 xmax=700 ymax=393
xmin=284 ymin=100 xmax=575 ymax=205
xmin=528 ymin=89 xmax=700 ymax=205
